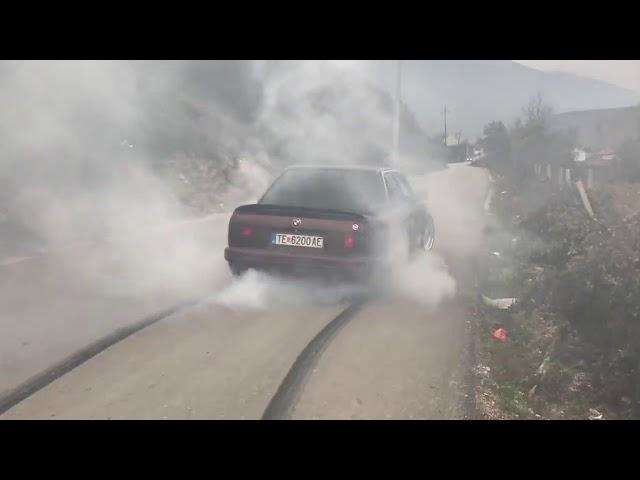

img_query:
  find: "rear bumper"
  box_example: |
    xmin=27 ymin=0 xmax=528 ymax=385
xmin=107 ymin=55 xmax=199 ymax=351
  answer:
xmin=224 ymin=246 xmax=378 ymax=278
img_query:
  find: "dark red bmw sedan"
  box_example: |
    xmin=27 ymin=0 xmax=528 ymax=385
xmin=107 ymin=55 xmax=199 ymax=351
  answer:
xmin=224 ymin=165 xmax=434 ymax=280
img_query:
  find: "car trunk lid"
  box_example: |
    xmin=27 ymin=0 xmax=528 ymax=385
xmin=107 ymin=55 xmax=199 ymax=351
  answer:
xmin=229 ymin=204 xmax=371 ymax=256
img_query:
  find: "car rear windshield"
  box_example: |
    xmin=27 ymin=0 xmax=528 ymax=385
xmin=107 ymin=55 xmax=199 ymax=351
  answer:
xmin=259 ymin=168 xmax=387 ymax=215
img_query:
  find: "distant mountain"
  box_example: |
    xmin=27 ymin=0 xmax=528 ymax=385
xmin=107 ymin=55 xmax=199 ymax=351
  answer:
xmin=549 ymin=105 xmax=640 ymax=150
xmin=355 ymin=60 xmax=640 ymax=141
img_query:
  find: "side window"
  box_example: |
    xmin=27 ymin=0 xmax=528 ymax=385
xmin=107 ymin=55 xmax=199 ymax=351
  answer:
xmin=396 ymin=174 xmax=414 ymax=198
xmin=384 ymin=173 xmax=408 ymax=202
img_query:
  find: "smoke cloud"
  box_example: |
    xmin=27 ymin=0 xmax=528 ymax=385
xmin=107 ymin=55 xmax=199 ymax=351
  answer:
xmin=0 ymin=61 xmax=480 ymax=393
xmin=1 ymin=60 xmax=449 ymax=297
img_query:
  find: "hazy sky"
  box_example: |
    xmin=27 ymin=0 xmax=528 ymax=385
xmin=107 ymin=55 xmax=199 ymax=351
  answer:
xmin=515 ymin=60 xmax=640 ymax=95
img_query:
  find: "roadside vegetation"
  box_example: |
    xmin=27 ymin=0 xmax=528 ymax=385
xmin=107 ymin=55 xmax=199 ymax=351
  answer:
xmin=474 ymin=95 xmax=640 ymax=419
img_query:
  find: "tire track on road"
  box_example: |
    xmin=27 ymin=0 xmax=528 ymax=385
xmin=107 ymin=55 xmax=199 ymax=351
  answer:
xmin=0 ymin=299 xmax=198 ymax=416
xmin=261 ymin=301 xmax=366 ymax=420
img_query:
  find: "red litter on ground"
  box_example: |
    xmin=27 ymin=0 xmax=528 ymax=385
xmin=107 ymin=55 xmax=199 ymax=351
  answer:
xmin=493 ymin=328 xmax=508 ymax=341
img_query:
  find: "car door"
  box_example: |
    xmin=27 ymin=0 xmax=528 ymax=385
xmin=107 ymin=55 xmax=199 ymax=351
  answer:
xmin=399 ymin=172 xmax=430 ymax=244
xmin=382 ymin=171 xmax=417 ymax=251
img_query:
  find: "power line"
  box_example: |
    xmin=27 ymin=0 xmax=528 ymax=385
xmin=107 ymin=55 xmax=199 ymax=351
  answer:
xmin=392 ymin=60 xmax=401 ymax=164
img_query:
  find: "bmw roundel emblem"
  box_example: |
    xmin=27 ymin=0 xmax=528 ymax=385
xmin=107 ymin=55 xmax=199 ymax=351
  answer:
xmin=352 ymin=223 xmax=359 ymax=231
xmin=292 ymin=218 xmax=302 ymax=227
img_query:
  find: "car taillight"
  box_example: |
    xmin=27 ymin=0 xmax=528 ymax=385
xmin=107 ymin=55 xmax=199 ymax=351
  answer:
xmin=344 ymin=233 xmax=355 ymax=248
xmin=241 ymin=226 xmax=253 ymax=237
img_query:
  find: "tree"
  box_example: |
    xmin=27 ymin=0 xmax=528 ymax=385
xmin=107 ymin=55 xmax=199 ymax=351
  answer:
xmin=481 ymin=120 xmax=510 ymax=171
xmin=510 ymin=94 xmax=563 ymax=177
xmin=522 ymin=92 xmax=554 ymax=131
xmin=482 ymin=95 xmax=572 ymax=181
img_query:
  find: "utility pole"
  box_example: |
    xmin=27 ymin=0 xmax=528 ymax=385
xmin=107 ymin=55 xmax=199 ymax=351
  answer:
xmin=392 ymin=60 xmax=402 ymax=165
xmin=443 ymin=105 xmax=448 ymax=145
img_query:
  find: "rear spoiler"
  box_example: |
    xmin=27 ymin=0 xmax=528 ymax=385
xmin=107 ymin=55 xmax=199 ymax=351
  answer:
xmin=233 ymin=203 xmax=368 ymax=221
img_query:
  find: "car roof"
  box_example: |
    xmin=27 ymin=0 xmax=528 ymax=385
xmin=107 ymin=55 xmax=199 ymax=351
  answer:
xmin=284 ymin=164 xmax=397 ymax=174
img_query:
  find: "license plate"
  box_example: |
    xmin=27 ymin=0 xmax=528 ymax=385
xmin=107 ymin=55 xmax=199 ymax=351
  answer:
xmin=271 ymin=232 xmax=324 ymax=249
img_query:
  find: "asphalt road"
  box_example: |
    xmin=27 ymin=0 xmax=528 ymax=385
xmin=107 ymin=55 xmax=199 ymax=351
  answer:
xmin=0 ymin=213 xmax=233 ymax=394
xmin=1 ymin=162 xmax=490 ymax=419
